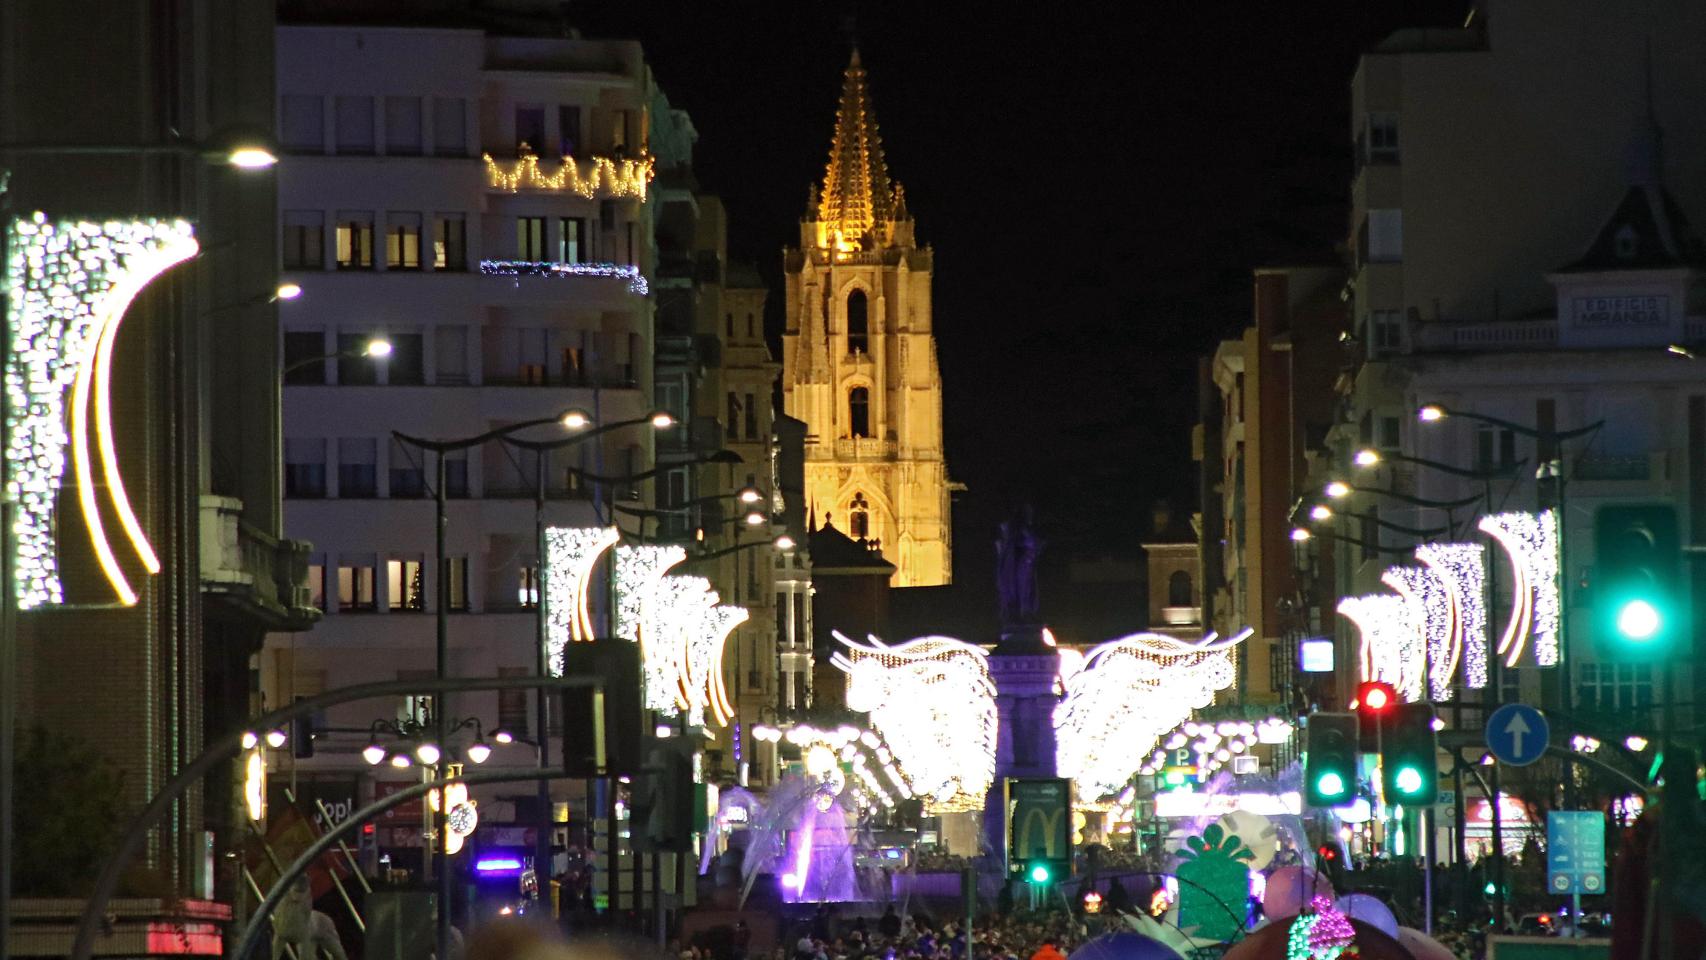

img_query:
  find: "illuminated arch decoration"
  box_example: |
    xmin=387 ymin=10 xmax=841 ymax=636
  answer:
xmin=1415 ymin=542 xmax=1489 ymax=689
xmin=1135 ymin=714 xmax=1295 ymax=783
xmin=482 ymin=148 xmax=654 ymax=200
xmin=1337 ymin=594 xmax=1418 ymax=699
xmin=647 ymin=574 xmax=717 ymax=713
xmin=1379 ymin=565 xmax=1449 ymax=700
xmin=613 ymin=543 xmax=687 ymax=643
xmin=5 ymin=214 xmax=198 ymax=608
xmin=542 ymin=525 xmax=619 ymax=674
xmin=1053 ymin=629 xmax=1251 ymax=801
xmin=831 ymin=633 xmax=995 ymax=813
xmin=685 ymin=604 xmax=748 ymax=727
xmin=1479 ymin=509 xmax=1561 ymax=668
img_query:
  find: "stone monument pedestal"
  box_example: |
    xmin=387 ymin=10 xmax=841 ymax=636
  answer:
xmin=982 ymin=623 xmax=1061 ymax=858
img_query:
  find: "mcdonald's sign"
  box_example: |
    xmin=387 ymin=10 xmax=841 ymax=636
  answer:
xmin=1004 ymin=777 xmax=1072 ymax=876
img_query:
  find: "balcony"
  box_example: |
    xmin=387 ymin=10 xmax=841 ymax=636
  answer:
xmin=833 ymin=437 xmax=897 ymax=460
xmin=1160 ymin=605 xmax=1202 ymax=626
xmin=1575 ymin=454 xmax=1657 ymax=482
xmin=481 ymin=150 xmax=655 ymax=202
xmin=200 ymin=496 xmax=321 ymax=630
xmin=1412 ymin=319 xmax=1558 ymax=352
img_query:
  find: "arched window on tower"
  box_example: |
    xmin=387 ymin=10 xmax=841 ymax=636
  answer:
xmin=849 ymin=386 xmax=870 ymax=439
xmin=847 ymin=290 xmax=868 ymax=355
xmin=849 ymin=493 xmax=870 ymax=540
xmin=1168 ymin=570 xmax=1193 ymax=607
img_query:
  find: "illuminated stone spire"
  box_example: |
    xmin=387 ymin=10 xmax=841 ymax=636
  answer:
xmin=818 ymin=48 xmax=897 ymax=250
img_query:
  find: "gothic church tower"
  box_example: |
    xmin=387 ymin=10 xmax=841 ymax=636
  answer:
xmin=784 ymin=49 xmax=954 ymax=586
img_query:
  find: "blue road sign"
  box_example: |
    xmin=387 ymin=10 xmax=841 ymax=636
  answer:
xmin=1485 ymin=704 xmax=1549 ymax=766
xmin=1548 ymin=811 xmax=1606 ymax=895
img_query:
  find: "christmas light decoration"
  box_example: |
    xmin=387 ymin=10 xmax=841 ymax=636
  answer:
xmin=6 ymin=214 xmax=198 ymax=607
xmin=542 ymin=526 xmax=619 ymax=674
xmin=685 ymin=604 xmax=748 ymax=727
xmin=1053 ymin=629 xmax=1251 ymax=800
xmin=1339 ymin=593 xmax=1417 ymax=702
xmin=479 ymin=259 xmax=648 ymax=295
xmin=243 ymin=747 xmax=266 ymax=822
xmin=831 ymin=633 xmax=995 ymax=813
xmin=614 ymin=543 xmax=687 ymax=642
xmin=482 ymin=148 xmax=654 ymax=199
xmin=1379 ymin=565 xmax=1449 ymax=700
xmin=647 ymin=574 xmax=717 ymax=715
xmin=1479 ymin=509 xmax=1561 ymax=668
xmin=1416 ymin=542 xmax=1489 ymax=688
xmin=1286 ymin=896 xmax=1358 ymax=960
xmin=774 ymin=721 xmax=907 ymax=811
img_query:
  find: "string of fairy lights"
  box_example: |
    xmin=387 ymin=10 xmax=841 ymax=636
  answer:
xmin=482 ymin=147 xmax=654 ymax=200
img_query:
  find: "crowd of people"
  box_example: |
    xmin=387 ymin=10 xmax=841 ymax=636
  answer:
xmin=736 ymin=904 xmax=1101 ymax=960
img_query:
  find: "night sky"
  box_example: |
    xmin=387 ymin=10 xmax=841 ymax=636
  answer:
xmin=572 ymin=1 xmax=1468 ymax=589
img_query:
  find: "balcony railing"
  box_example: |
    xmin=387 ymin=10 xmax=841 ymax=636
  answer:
xmin=833 ymin=437 xmax=897 ymax=460
xmin=200 ymin=495 xmax=320 ymax=630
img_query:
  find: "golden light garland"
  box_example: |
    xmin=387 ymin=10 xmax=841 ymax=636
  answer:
xmin=482 ymin=146 xmax=654 ymax=199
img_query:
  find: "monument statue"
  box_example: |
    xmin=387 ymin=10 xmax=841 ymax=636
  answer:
xmin=995 ymin=506 xmax=1043 ymax=627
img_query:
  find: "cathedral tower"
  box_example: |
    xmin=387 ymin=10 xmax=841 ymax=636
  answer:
xmin=783 ymin=49 xmax=954 ymax=586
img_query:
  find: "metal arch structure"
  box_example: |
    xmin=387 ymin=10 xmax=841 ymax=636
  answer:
xmin=70 ymin=675 xmax=603 ymax=960
xmin=231 ymin=770 xmax=581 ymax=960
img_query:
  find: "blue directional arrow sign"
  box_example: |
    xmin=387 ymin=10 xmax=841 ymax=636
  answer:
xmin=1548 ymin=811 xmax=1606 ymax=895
xmin=1485 ymin=704 xmax=1549 ymax=766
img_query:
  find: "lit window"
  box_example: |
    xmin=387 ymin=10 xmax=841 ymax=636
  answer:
xmin=338 ymin=558 xmax=377 ymax=611
xmin=334 ymin=212 xmax=374 ymax=269
xmin=387 ymin=558 xmax=425 ymax=611
xmin=386 ymin=212 xmax=422 ymax=270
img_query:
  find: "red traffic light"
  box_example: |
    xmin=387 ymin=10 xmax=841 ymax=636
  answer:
xmin=1356 ymin=680 xmax=1396 ymax=713
xmin=1317 ymin=844 xmax=1338 ymax=862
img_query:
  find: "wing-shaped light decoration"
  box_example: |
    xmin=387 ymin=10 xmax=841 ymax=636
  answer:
xmin=831 ymin=634 xmax=996 ymax=813
xmin=647 ymin=574 xmax=718 ymax=714
xmin=542 ymin=526 xmax=620 ymax=675
xmin=1337 ymin=594 xmax=1418 ymax=698
xmin=1379 ymin=565 xmax=1449 ymax=701
xmin=686 ymin=604 xmax=748 ymax=727
xmin=614 ymin=543 xmax=687 ymax=643
xmin=1416 ymin=542 xmax=1489 ymax=689
xmin=6 ymin=214 xmax=199 ymax=608
xmin=1053 ymin=629 xmax=1251 ymax=802
xmin=1479 ymin=510 xmax=1560 ymax=668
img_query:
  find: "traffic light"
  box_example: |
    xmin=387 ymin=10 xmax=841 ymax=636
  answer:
xmin=634 ymin=743 xmax=695 ymax=852
xmin=1025 ymin=858 xmax=1054 ymax=886
xmin=1594 ymin=505 xmax=1682 ymax=661
xmin=1304 ymin=712 xmax=1359 ymax=807
xmin=1381 ymin=702 xmax=1438 ymax=803
xmin=1354 ymin=681 xmax=1397 ymax=751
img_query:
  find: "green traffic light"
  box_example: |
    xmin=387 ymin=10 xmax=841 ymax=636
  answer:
xmin=1617 ymin=598 xmax=1662 ymax=640
xmin=1029 ymin=863 xmax=1051 ymax=883
xmin=1484 ymin=882 xmax=1496 ymax=896
xmin=1394 ymin=766 xmax=1424 ymax=795
xmin=1316 ymin=771 xmax=1346 ymax=798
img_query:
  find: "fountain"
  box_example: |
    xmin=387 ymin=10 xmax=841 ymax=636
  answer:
xmin=739 ymin=772 xmax=875 ymax=905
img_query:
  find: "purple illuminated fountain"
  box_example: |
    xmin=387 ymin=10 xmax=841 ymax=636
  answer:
xmin=739 ymin=773 xmax=869 ymax=905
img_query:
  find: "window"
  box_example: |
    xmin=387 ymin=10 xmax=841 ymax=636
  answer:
xmin=849 ymin=387 xmax=870 ymax=439
xmin=561 ymin=345 xmax=585 ymax=386
xmin=747 ymin=313 xmax=756 ymax=339
xmin=397 ymin=670 xmax=435 ymax=725
xmin=337 ymin=556 xmax=377 ymax=611
xmin=385 ymin=212 xmax=422 ymax=270
xmin=447 ymin=556 xmax=469 ymax=611
xmin=282 ymin=211 xmax=325 ymax=270
xmin=387 ymin=557 xmax=425 ymax=611
xmin=334 ymin=212 xmax=374 ymax=270
xmin=337 ymin=438 xmax=378 ymax=497
xmin=612 ymin=110 xmax=630 ymax=151
xmin=384 ymin=96 xmax=422 ymax=155
xmin=744 ymin=392 xmax=757 ymax=440
xmin=1578 ymin=662 xmax=1654 ymax=713
xmin=283 ymin=331 xmax=327 ymax=386
xmin=516 ymin=217 xmax=545 ymax=260
xmin=333 ymin=95 xmax=374 ymax=154
xmin=337 ymin=333 xmax=382 ymax=384
xmin=849 ymin=493 xmax=870 ymax=540
xmin=727 ymin=393 xmax=740 ymax=440
xmin=498 ymin=666 xmax=531 ymax=737
xmin=432 ymin=213 xmax=466 ymax=271
xmin=1361 ymin=209 xmax=1403 ymax=263
xmin=432 ymin=97 xmax=466 ymax=156
xmin=1168 ymin=570 xmax=1192 ymax=607
xmin=280 ymin=94 xmax=324 ymax=152
xmin=435 ymin=326 xmax=468 ymax=384
xmin=1370 ymin=310 xmax=1402 ymax=353
xmin=444 ymin=452 xmax=470 ymax=499
xmin=387 ymin=333 xmax=424 ymax=385
xmin=1367 ymin=113 xmax=1399 ymax=163
xmin=284 ymin=438 xmax=327 ymax=498
xmin=389 ymin=438 xmax=426 ymax=498
xmin=307 ymin=557 xmax=326 ymax=610
xmin=725 ymin=313 xmax=734 ymax=338
xmin=846 ymin=290 xmax=868 ymax=354
xmin=1476 ymin=426 xmax=1517 ymax=472
xmin=515 ymin=105 xmax=546 ymax=154
xmin=558 ymin=218 xmax=585 ymax=264
xmin=558 ymin=105 xmax=581 ymax=156
xmin=1376 ymin=416 xmax=1402 ymax=454
xmin=518 ymin=564 xmax=540 ymax=608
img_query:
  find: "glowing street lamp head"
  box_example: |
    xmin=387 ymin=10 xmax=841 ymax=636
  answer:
xmin=265 ymin=729 xmax=288 ymax=749
xmin=362 ymin=742 xmax=387 ymax=765
xmin=1309 ymin=504 xmax=1333 ymax=522
xmin=649 ymin=410 xmax=678 ymax=429
xmin=1417 ymin=404 xmax=1446 ymax=423
xmin=1626 ymin=735 xmax=1650 ymax=752
xmin=389 ymin=751 xmax=413 ymax=769
xmin=493 ymin=729 xmax=515 ymax=744
xmin=1290 ymin=527 xmax=1312 ymax=542
xmin=466 ymin=740 xmax=492 ymax=764
xmin=1353 ymin=449 xmax=1381 ymax=467
xmin=1617 ymin=598 xmax=1662 ymax=640
xmin=227 ymin=146 xmax=279 ymax=169
xmin=415 ymin=741 xmax=442 ymax=765
xmin=737 ymin=486 xmax=764 ymax=504
xmin=774 ymin=533 xmax=797 ymax=551
xmin=364 ymin=337 xmax=393 ymax=359
xmin=560 ymin=409 xmax=592 ymax=430
xmin=274 ymin=282 xmax=303 ymax=301
xmin=1324 ymin=481 xmax=1351 ymax=499
xmin=241 ymin=731 xmax=259 ymax=750
xmin=744 ymin=510 xmax=766 ymax=527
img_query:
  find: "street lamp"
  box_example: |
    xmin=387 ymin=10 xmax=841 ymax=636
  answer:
xmin=281 ymin=336 xmax=394 ymax=377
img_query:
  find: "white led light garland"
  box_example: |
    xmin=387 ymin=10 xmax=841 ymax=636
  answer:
xmin=1415 ymin=542 xmax=1489 ymax=689
xmin=614 ymin=543 xmax=686 ymax=643
xmin=5 ymin=214 xmax=198 ymax=608
xmin=1379 ymin=565 xmax=1450 ymax=700
xmin=1337 ymin=594 xmax=1419 ymax=699
xmin=479 ymin=260 xmax=648 ymax=295
xmin=1479 ymin=509 xmax=1561 ymax=668
xmin=542 ymin=526 xmax=619 ymax=674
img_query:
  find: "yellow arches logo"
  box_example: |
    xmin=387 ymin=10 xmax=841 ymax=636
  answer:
xmin=5 ymin=214 xmax=198 ymax=608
